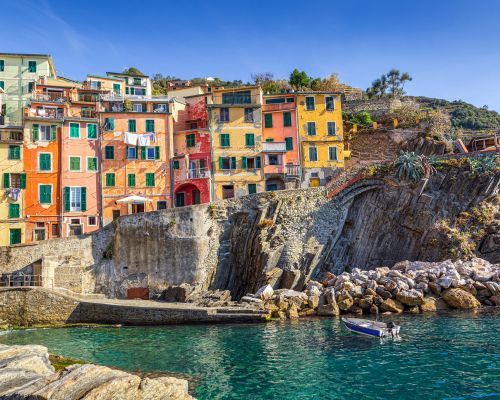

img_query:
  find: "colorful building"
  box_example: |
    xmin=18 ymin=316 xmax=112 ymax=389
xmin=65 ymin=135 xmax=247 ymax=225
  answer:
xmin=86 ymin=75 xmax=124 ymax=95
xmin=261 ymin=93 xmax=301 ymax=190
xmin=296 ymin=92 xmax=345 ymax=187
xmin=208 ymin=86 xmax=264 ymax=199
xmin=99 ymin=95 xmax=180 ymax=225
xmin=172 ymin=93 xmax=211 ymax=206
xmin=106 ymin=72 xmax=151 ymax=97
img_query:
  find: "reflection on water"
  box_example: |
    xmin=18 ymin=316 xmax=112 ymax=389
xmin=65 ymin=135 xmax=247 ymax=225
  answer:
xmin=0 ymin=310 xmax=498 ymax=400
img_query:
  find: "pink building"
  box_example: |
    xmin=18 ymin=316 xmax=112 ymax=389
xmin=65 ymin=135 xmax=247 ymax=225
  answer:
xmin=261 ymin=94 xmax=301 ymax=190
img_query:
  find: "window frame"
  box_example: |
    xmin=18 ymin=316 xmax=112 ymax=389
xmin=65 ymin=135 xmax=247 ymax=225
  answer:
xmin=87 ymin=123 xmax=97 ymax=140
xmin=88 ymin=216 xmax=97 ymax=226
xmin=69 ymin=155 xmax=82 ymax=172
xmin=220 ymin=133 xmax=230 ymax=148
xmin=87 ymin=156 xmax=98 ymax=172
xmin=128 ymin=119 xmax=136 ymax=133
xmin=145 ymin=172 xmax=155 ymax=187
xmin=245 ymin=133 xmax=255 ymax=147
xmin=127 ymin=146 xmax=137 ymax=159
xmin=105 ymin=173 xmax=115 ymax=187
xmin=127 ymin=173 xmax=136 ymax=187
xmin=306 ymin=121 xmax=316 ymax=136
xmin=305 ymin=96 xmax=315 ymax=111
xmin=264 ymin=113 xmax=273 ymax=128
xmin=325 ymin=96 xmax=335 ymax=111
xmin=145 ymin=119 xmax=155 ymax=133
xmin=69 ymin=186 xmax=82 ymax=211
xmin=69 ymin=122 xmax=80 ymax=139
xmin=105 ymin=146 xmax=114 ymax=160
xmin=219 ymin=108 xmax=229 ymax=122
xmin=248 ymin=183 xmax=257 ymax=194
xmin=308 ymin=146 xmax=318 ymax=162
xmin=145 ymin=146 xmax=156 ymax=160
xmin=8 ymin=203 xmax=20 ymax=219
xmin=38 ymin=152 xmax=52 ymax=172
xmin=8 ymin=145 xmax=21 ymax=160
xmin=244 ymin=108 xmax=254 ymax=122
xmin=28 ymin=60 xmax=37 ymax=73
xmin=328 ymin=146 xmax=338 ymax=161
xmin=327 ymin=121 xmax=337 ymax=136
xmin=285 ymin=137 xmax=293 ymax=151
xmin=40 ymin=125 xmax=52 ymax=141
xmin=283 ymin=112 xmax=292 ymax=127
xmin=186 ymin=133 xmax=196 ymax=148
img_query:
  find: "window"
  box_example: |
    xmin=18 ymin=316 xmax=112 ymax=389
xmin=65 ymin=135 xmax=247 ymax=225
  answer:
xmin=34 ymin=223 xmax=46 ymax=241
xmin=266 ymin=138 xmax=274 ymax=142
xmin=0 ymin=60 xmax=3 ymax=72
xmin=39 ymin=184 xmax=52 ymax=204
xmin=145 ymin=146 xmax=156 ymax=160
xmin=28 ymin=61 xmax=36 ymax=73
xmin=39 ymin=153 xmax=51 ymax=171
xmin=133 ymin=103 xmax=143 ymax=112
xmin=28 ymin=81 xmax=34 ymax=93
xmin=285 ymin=137 xmax=293 ymax=151
xmin=264 ymin=113 xmax=273 ymax=128
xmin=69 ymin=219 xmax=83 ymax=236
xmin=190 ymin=122 xmax=198 ymax=129
xmin=268 ymin=154 xmax=281 ymax=165
xmin=106 ymin=173 xmax=115 ymax=187
xmin=113 ymin=83 xmax=121 ymax=94
xmin=145 ymin=173 xmax=155 ymax=187
xmin=154 ymin=104 xmax=168 ymax=112
xmin=70 ymin=123 xmax=80 ymax=138
xmin=87 ymin=124 xmax=97 ymax=139
xmin=127 ymin=146 xmax=137 ymax=159
xmin=248 ymin=184 xmax=257 ymax=194
xmin=8 ymin=145 xmax=20 ymax=160
xmin=327 ymin=121 xmax=336 ymax=136
xmin=220 ymin=133 xmax=230 ymax=147
xmin=307 ymin=122 xmax=316 ymax=136
xmin=329 ymin=146 xmax=338 ymax=161
xmin=146 ymin=119 xmax=155 ymax=132
xmin=172 ymin=160 xmax=180 ymax=169
xmin=186 ymin=134 xmax=196 ymax=147
xmin=105 ymin=146 xmax=114 ymax=159
xmin=222 ymin=90 xmax=251 ymax=104
xmin=309 ymin=146 xmax=318 ymax=162
xmin=220 ymin=108 xmax=229 ymax=122
xmin=244 ymin=108 xmax=254 ymax=122
xmin=88 ymin=216 xmax=97 ymax=226
xmin=245 ymin=133 xmax=255 ymax=147
xmin=242 ymin=157 xmax=260 ymax=169
xmin=70 ymin=187 xmax=82 ymax=211
xmin=10 ymin=228 xmax=21 ymax=245
xmin=133 ymin=77 xmax=142 ymax=85
xmin=219 ymin=157 xmax=236 ymax=170
xmin=87 ymin=157 xmax=97 ymax=171
xmin=8 ymin=204 xmax=20 ymax=219
xmin=325 ymin=96 xmax=335 ymax=111
xmin=283 ymin=112 xmax=292 ymax=127
xmin=40 ymin=125 xmax=56 ymax=141
xmin=0 ymin=81 xmax=4 ymax=90
xmin=105 ymin=118 xmax=114 ymax=131
xmin=127 ymin=173 xmax=136 ymax=187
xmin=157 ymin=201 xmax=168 ymax=210
xmin=305 ymin=96 xmax=315 ymax=110
xmin=128 ymin=119 xmax=136 ymax=132
xmin=69 ymin=156 xmax=81 ymax=171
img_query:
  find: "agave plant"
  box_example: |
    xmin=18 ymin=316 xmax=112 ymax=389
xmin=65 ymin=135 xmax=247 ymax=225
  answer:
xmin=394 ymin=151 xmax=425 ymax=182
xmin=469 ymin=155 xmax=499 ymax=174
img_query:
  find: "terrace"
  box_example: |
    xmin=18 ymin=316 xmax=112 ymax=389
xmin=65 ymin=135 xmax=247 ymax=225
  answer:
xmin=25 ymin=107 xmax=64 ymax=120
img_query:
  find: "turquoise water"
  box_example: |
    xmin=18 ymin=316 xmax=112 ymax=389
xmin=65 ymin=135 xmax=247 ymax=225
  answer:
xmin=1 ymin=311 xmax=499 ymax=399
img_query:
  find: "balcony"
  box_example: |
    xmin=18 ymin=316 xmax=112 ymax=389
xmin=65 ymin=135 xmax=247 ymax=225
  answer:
xmin=263 ymin=102 xmax=295 ymax=112
xmin=75 ymin=93 xmax=99 ymax=103
xmin=32 ymin=93 xmax=67 ymax=103
xmin=285 ymin=164 xmax=300 ymax=176
xmin=264 ymin=165 xmax=285 ymax=174
xmin=262 ymin=142 xmax=287 ymax=152
xmin=25 ymin=108 xmax=64 ymax=120
xmin=188 ymin=168 xmax=211 ymax=179
xmin=69 ymin=109 xmax=98 ymax=119
xmin=0 ymin=131 xmax=23 ymax=143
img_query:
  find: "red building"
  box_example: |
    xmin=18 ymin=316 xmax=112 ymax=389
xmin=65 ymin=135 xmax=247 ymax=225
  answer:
xmin=172 ymin=94 xmax=211 ymax=206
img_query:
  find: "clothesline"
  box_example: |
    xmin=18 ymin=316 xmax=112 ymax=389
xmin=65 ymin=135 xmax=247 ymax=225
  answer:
xmin=116 ymin=132 xmax=157 ymax=147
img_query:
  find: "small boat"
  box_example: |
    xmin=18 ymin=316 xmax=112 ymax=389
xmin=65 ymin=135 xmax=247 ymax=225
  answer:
xmin=342 ymin=317 xmax=400 ymax=338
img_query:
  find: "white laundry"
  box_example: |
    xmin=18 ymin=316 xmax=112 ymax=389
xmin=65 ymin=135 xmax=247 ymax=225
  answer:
xmin=124 ymin=132 xmax=139 ymax=146
xmin=113 ymin=131 xmax=122 ymax=137
xmin=137 ymin=134 xmax=151 ymax=147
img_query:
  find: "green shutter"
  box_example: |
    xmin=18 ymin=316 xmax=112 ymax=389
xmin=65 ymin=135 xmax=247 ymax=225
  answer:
xmin=105 ymin=146 xmax=114 ymax=159
xmin=155 ymin=146 xmax=160 ymax=160
xmin=20 ymin=173 xmax=26 ymax=189
xmin=141 ymin=147 xmax=146 ymax=159
xmin=146 ymin=173 xmax=155 ymax=187
xmin=8 ymin=204 xmax=20 ymax=219
xmin=81 ymin=187 xmax=87 ymax=211
xmin=128 ymin=120 xmax=136 ymax=132
xmin=248 ymin=184 xmax=257 ymax=194
xmin=8 ymin=145 xmax=20 ymax=160
xmin=245 ymin=133 xmax=254 ymax=147
xmin=173 ymin=160 xmax=179 ymax=169
xmin=231 ymin=157 xmax=236 ymax=169
xmin=220 ymin=133 xmax=230 ymax=147
xmin=3 ymin=173 xmax=9 ymax=188
xmin=256 ymin=156 xmax=262 ymax=168
xmin=39 ymin=154 xmax=51 ymax=171
xmin=64 ymin=187 xmax=70 ymax=211
xmin=40 ymin=185 xmax=51 ymax=204
xmin=105 ymin=118 xmax=115 ymax=130
xmin=285 ymin=137 xmax=293 ymax=150
xmin=10 ymin=229 xmax=21 ymax=245
xmin=242 ymin=156 xmax=247 ymax=169
xmin=51 ymin=125 xmax=57 ymax=140
xmin=32 ymin=124 xmax=39 ymax=142
xmin=264 ymin=114 xmax=273 ymax=128
xmin=283 ymin=112 xmax=292 ymax=127
xmin=106 ymin=173 xmax=115 ymax=187
xmin=87 ymin=124 xmax=97 ymax=139
xmin=146 ymin=120 xmax=154 ymax=132
xmin=128 ymin=174 xmax=136 ymax=187
xmin=70 ymin=157 xmax=80 ymax=171
xmin=218 ymin=157 xmax=223 ymax=170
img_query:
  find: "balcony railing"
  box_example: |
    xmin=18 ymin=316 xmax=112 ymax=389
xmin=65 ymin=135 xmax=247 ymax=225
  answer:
xmin=262 ymin=142 xmax=287 ymax=152
xmin=0 ymin=131 xmax=23 ymax=142
xmin=264 ymin=165 xmax=285 ymax=174
xmin=285 ymin=164 xmax=300 ymax=176
xmin=25 ymin=108 xmax=64 ymax=119
xmin=188 ymin=168 xmax=211 ymax=179
xmin=76 ymin=93 xmax=99 ymax=103
xmin=69 ymin=109 xmax=98 ymax=119
xmin=263 ymin=102 xmax=295 ymax=112
xmin=32 ymin=93 xmax=67 ymax=103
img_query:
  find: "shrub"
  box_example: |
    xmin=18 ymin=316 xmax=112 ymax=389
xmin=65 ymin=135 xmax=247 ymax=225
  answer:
xmin=393 ymin=151 xmax=425 ymax=182
xmin=468 ymin=155 xmax=499 ymax=174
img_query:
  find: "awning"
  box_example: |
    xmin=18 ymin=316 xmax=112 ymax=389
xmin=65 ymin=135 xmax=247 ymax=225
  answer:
xmin=116 ymin=195 xmax=153 ymax=204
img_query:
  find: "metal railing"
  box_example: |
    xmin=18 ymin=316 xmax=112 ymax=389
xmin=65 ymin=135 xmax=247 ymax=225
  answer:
xmin=285 ymin=164 xmax=300 ymax=176
xmin=263 ymin=102 xmax=295 ymax=112
xmin=0 ymin=274 xmax=42 ymax=287
xmin=32 ymin=93 xmax=67 ymax=103
xmin=25 ymin=108 xmax=64 ymax=119
xmin=188 ymin=168 xmax=211 ymax=179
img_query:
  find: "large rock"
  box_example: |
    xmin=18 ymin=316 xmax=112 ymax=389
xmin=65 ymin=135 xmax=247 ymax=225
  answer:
xmin=164 ymin=284 xmax=194 ymax=302
xmin=379 ymin=299 xmax=404 ymax=313
xmin=336 ymin=292 xmax=354 ymax=311
xmin=485 ymin=282 xmax=500 ymax=296
xmin=396 ymin=289 xmax=424 ymax=306
xmin=490 ymin=295 xmax=500 ymax=306
xmin=357 ymin=295 xmax=374 ymax=309
xmin=255 ymin=285 xmax=274 ymax=301
xmin=317 ymin=302 xmax=340 ymax=316
xmin=441 ymin=288 xmax=481 ymax=309
xmin=279 ymin=269 xmax=301 ymax=289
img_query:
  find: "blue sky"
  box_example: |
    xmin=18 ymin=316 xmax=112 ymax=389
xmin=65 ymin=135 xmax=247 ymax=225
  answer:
xmin=1 ymin=0 xmax=499 ymax=110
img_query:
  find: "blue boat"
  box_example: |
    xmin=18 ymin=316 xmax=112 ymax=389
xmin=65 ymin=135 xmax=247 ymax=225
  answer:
xmin=342 ymin=317 xmax=400 ymax=338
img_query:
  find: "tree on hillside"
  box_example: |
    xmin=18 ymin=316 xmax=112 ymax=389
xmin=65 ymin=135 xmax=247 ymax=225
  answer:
xmin=152 ymin=73 xmax=180 ymax=95
xmin=289 ymin=69 xmax=311 ymax=90
xmin=366 ymin=69 xmax=412 ymax=98
xmin=122 ymin=67 xmax=145 ymax=76
xmin=251 ymin=72 xmax=291 ymax=94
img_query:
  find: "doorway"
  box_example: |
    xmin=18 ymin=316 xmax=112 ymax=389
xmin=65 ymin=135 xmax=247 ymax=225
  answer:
xmin=112 ymin=210 xmax=121 ymax=220
xmin=176 ymin=192 xmax=185 ymax=207
xmin=192 ymin=189 xmax=201 ymax=205
xmin=132 ymin=204 xmax=145 ymax=214
xmin=222 ymin=185 xmax=234 ymax=199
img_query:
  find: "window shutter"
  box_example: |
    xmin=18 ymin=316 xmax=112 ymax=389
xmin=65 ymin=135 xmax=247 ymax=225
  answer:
xmin=33 ymin=124 xmax=39 ymax=142
xmin=231 ymin=157 xmax=236 ymax=169
xmin=141 ymin=147 xmax=146 ymax=159
xmin=155 ymin=146 xmax=160 ymax=159
xmin=283 ymin=112 xmax=292 ymax=127
xmin=64 ymin=187 xmax=70 ymax=211
xmin=50 ymin=125 xmax=57 ymax=141
xmin=285 ymin=137 xmax=293 ymax=150
xmin=256 ymin=156 xmax=262 ymax=168
xmin=242 ymin=156 xmax=247 ymax=169
xmin=3 ymin=173 xmax=9 ymax=188
xmin=218 ymin=157 xmax=223 ymax=170
xmin=81 ymin=187 xmax=87 ymax=211
xmin=20 ymin=173 xmax=26 ymax=189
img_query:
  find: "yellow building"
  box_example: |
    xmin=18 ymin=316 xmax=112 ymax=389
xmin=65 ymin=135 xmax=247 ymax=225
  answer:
xmin=0 ymin=127 xmax=26 ymax=245
xmin=85 ymin=75 xmax=125 ymax=95
xmin=296 ymin=92 xmax=345 ymax=187
xmin=208 ymin=86 xmax=264 ymax=199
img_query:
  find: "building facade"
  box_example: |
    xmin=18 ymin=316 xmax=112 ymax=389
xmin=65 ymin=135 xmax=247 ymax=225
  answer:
xmin=261 ymin=93 xmax=301 ymax=190
xmin=208 ymin=86 xmax=264 ymax=200
xmin=106 ymin=72 xmax=151 ymax=97
xmin=296 ymin=92 xmax=345 ymax=187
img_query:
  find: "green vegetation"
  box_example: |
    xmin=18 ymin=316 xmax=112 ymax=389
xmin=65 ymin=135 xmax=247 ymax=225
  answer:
xmin=49 ymin=354 xmax=86 ymax=372
xmin=366 ymin=69 xmax=412 ymax=99
xmin=346 ymin=111 xmax=373 ymax=127
xmin=393 ymin=151 xmax=436 ymax=182
xmin=468 ymin=155 xmax=499 ymax=174
xmin=122 ymin=67 xmax=145 ymax=76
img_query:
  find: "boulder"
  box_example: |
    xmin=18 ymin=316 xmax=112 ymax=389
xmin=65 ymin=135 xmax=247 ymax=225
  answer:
xmin=265 ymin=267 xmax=284 ymax=288
xmin=485 ymin=282 xmax=500 ymax=296
xmin=369 ymin=305 xmax=379 ymax=315
xmin=441 ymin=288 xmax=481 ymax=309
xmin=307 ymin=285 xmax=321 ymax=297
xmin=438 ymin=276 xmax=453 ymax=289
xmin=406 ymin=306 xmax=420 ymax=314
xmin=490 ymin=295 xmax=500 ymax=306
xmin=279 ymin=269 xmax=301 ymax=289
xmin=420 ymin=297 xmax=438 ymax=312
xmin=308 ymin=294 xmax=319 ymax=309
xmin=255 ymin=285 xmax=274 ymax=301
xmin=317 ymin=302 xmax=340 ymax=316
xmin=324 ymin=287 xmax=336 ymax=305
xmin=396 ymin=289 xmax=424 ymax=306
xmin=365 ymin=288 xmax=377 ymax=297
xmin=286 ymin=303 xmax=299 ymax=319
xmin=379 ymin=299 xmax=404 ymax=313
xmin=241 ymin=296 xmax=264 ymax=305
xmin=336 ymin=292 xmax=354 ymax=311
xmin=376 ymin=287 xmax=392 ymax=299
xmin=358 ymin=295 xmax=374 ymax=310
xmin=348 ymin=305 xmax=364 ymax=315
xmin=428 ymin=282 xmax=441 ymax=296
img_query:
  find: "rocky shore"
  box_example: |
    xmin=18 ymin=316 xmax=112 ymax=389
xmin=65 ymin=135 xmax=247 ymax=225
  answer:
xmin=240 ymin=258 xmax=500 ymax=318
xmin=0 ymin=344 xmax=193 ymax=400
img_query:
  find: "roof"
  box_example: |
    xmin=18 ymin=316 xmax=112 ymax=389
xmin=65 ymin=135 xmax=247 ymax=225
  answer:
xmin=106 ymin=71 xmax=149 ymax=78
xmin=212 ymin=85 xmax=260 ymax=93
xmin=263 ymin=93 xmax=296 ymax=98
xmin=296 ymin=91 xmax=342 ymax=95
xmin=184 ymin=93 xmax=211 ymax=99
xmin=87 ymin=74 xmax=125 ymax=82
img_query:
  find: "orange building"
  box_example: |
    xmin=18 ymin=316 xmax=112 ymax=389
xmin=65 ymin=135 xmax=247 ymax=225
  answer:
xmin=99 ymin=95 xmax=180 ymax=225
xmin=261 ymin=93 xmax=301 ymax=190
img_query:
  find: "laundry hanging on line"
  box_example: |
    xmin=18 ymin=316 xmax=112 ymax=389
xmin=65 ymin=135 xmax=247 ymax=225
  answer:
xmin=124 ymin=132 xmax=139 ymax=145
